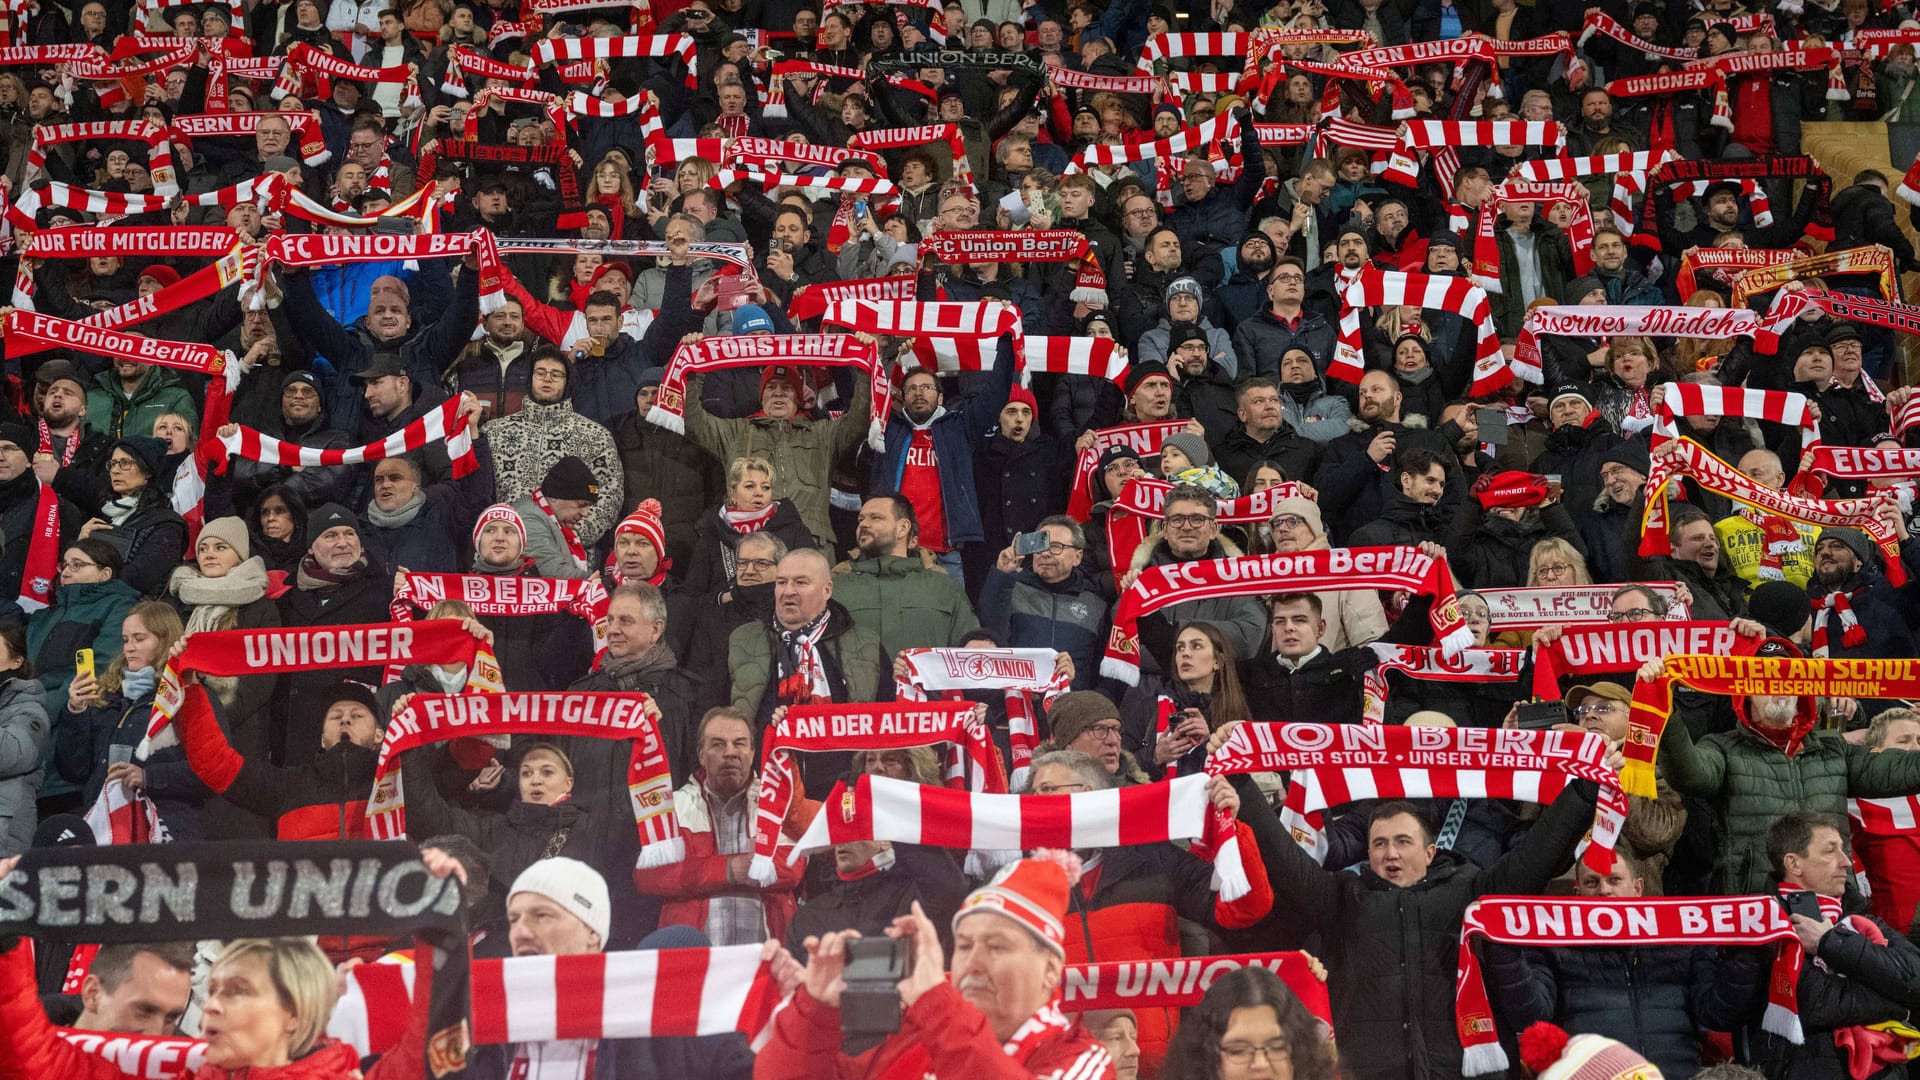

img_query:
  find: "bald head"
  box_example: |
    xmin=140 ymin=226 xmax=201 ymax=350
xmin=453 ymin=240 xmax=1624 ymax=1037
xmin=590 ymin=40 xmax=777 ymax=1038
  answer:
xmin=774 ymin=548 xmax=832 ymax=630
xmin=1738 ymin=449 xmax=1785 ymax=490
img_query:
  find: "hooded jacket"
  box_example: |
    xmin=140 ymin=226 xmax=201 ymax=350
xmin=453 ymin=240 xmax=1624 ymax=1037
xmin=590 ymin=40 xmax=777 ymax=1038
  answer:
xmin=84 ymin=366 xmax=200 ymax=443
xmin=0 ymin=678 xmax=44 ymax=855
xmin=1275 ymin=373 xmax=1353 ymax=445
xmin=1660 ymin=692 xmax=1920 ymax=892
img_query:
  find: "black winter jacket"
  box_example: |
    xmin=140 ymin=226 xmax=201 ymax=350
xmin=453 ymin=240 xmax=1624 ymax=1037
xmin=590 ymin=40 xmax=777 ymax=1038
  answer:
xmin=1257 ymin=782 xmax=1601 ymax=1080
xmin=1240 ymin=646 xmax=1374 ymax=727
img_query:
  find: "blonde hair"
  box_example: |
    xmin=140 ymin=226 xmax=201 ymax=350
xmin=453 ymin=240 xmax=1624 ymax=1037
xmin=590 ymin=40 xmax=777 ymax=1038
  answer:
xmin=1528 ymin=537 xmax=1592 ymax=586
xmin=427 ymin=599 xmax=475 ymax=620
xmin=1675 ymin=293 xmax=1734 ymax=372
xmin=104 ymin=601 xmax=183 ymax=697
xmin=727 ymin=455 xmax=775 ymax=488
xmin=521 ymin=742 xmax=574 ymax=777
xmin=210 ymin=938 xmax=338 ymax=1060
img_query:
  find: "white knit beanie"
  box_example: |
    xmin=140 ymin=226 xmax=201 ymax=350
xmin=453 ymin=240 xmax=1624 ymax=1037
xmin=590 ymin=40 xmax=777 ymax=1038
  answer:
xmin=508 ymin=857 xmax=610 ymax=945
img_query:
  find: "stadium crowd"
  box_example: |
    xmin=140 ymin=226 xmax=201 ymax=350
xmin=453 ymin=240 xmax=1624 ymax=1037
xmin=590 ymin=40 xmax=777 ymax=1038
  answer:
xmin=6 ymin=0 xmax=1920 ymax=1076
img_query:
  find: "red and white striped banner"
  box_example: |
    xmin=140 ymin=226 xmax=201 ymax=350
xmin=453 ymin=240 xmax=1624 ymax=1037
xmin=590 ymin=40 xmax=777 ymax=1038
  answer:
xmin=1023 ymin=336 xmax=1124 ymax=384
xmin=328 ymin=948 xmax=778 ymax=1055
xmin=27 ymin=120 xmax=176 ymax=196
xmin=1510 ymin=151 xmax=1665 ymax=184
xmin=1134 ymin=31 xmax=1250 ymax=74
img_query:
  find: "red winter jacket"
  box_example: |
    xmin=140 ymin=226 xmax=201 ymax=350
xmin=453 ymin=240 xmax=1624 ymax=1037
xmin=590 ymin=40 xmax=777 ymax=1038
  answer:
xmin=0 ymin=943 xmax=426 ymax=1080
xmin=632 ymin=774 xmax=813 ymax=943
xmin=753 ymin=982 xmax=1115 ymax=1080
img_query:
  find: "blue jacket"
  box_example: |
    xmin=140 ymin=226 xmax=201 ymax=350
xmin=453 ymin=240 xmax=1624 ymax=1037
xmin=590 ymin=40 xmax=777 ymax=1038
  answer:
xmin=979 ymin=565 xmax=1110 ymax=691
xmin=871 ymin=337 xmax=1016 ymax=547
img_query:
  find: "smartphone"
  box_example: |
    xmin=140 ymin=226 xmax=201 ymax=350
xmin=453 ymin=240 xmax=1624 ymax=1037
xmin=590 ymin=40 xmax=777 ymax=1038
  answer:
xmin=1014 ymin=530 xmax=1051 ymax=556
xmin=712 ymin=272 xmax=754 ymax=311
xmin=74 ymin=648 xmax=94 ymax=682
xmin=1513 ymin=700 xmax=1565 ymax=730
xmin=1473 ymin=407 xmax=1508 ymax=447
xmin=853 ymin=199 xmax=869 ymax=221
xmin=1779 ymin=889 xmax=1824 ymax=922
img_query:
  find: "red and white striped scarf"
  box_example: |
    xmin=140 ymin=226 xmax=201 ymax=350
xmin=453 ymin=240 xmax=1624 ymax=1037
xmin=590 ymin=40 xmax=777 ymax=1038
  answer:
xmin=530 ymin=34 xmax=697 ymax=87
xmin=748 ymin=702 xmax=1002 ymax=884
xmin=824 ymin=297 xmax=1022 ymax=387
xmin=721 ymin=504 xmax=776 ymax=534
xmin=1022 ymin=335 xmax=1124 ymax=384
xmin=367 ymin=692 xmax=679 ymax=864
xmin=328 ymin=947 xmax=777 ymax=1057
xmin=83 ymin=773 xmax=170 ymax=844
xmin=787 ymin=273 xmax=916 ymax=322
xmin=17 ymin=226 xmax=238 ymax=260
xmin=390 ymin=571 xmax=609 ymax=662
xmin=793 ymin=772 xmax=1250 ymax=898
xmin=897 ymin=647 xmax=1070 ymax=788
xmin=1379 ymin=120 xmax=1563 ymax=189
xmin=263 ymin=230 xmax=505 ymax=314
xmin=169 ymin=110 xmax=331 ymax=166
xmin=1133 ymin=31 xmax=1250 ymax=74
xmin=1641 ymin=439 xmax=1905 ymax=585
xmin=646 ymin=333 xmax=888 ymax=450
xmin=27 ymin=120 xmax=177 ymax=197
xmin=1530 ymin=622 xmax=1743 ymax=698
xmin=1064 ymin=419 xmax=1187 ymax=521
xmin=1101 ymin=478 xmax=1309 ymax=581
xmin=849 ymin=123 xmax=970 ymax=181
xmin=1470 ymin=183 xmax=1595 ymax=293
xmin=1103 ymin=547 xmax=1471 ymax=685
xmin=1812 ymin=589 xmax=1869 ymax=655
xmin=1331 ymin=268 xmax=1508 ymax=394
xmin=729 ymin=134 xmax=884 ymax=174
xmin=1455 ymin=896 xmax=1803 ymax=1077
xmin=529 ymin=488 xmax=589 ymax=572
xmin=5 ymin=309 xmax=227 ymax=375
xmin=1579 ymin=9 xmax=1698 ymax=60
xmin=1217 ymin=724 xmax=1626 ymax=877
xmin=1361 ymin=642 xmax=1526 ymax=724
xmin=218 ymin=394 xmax=477 ymax=478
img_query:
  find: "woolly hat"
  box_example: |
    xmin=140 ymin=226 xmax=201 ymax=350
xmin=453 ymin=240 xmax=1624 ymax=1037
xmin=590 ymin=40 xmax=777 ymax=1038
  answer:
xmin=1565 ymin=275 xmax=1606 ymax=302
xmin=616 ymin=498 xmax=666 ymax=556
xmin=110 ymin=436 xmax=167 ymax=479
xmin=472 ymin=503 xmax=527 ymax=551
xmin=34 ymin=359 xmax=88 ymax=396
xmin=1473 ymin=470 xmax=1549 ymax=510
xmin=509 ymin=856 xmax=611 ymax=946
xmin=1004 ymin=386 xmax=1039 ymax=416
xmin=1820 ymin=526 xmax=1878 ymax=569
xmin=541 ymin=456 xmax=601 ymax=503
xmin=1044 ymin=690 xmax=1121 ymax=748
xmin=1268 ymin=494 xmax=1323 ymax=538
xmin=1159 ymin=431 xmax=1211 ymax=469
xmin=1124 ymin=361 xmax=1173 ymax=395
xmin=1748 ymin=579 xmax=1813 ymax=640
xmin=308 ymin=502 xmax=360 ymax=539
xmin=734 ymin=304 xmax=775 ymax=334
xmin=0 ymin=423 xmax=34 ymax=455
xmin=138 ymin=264 xmax=181 ymax=289
xmin=1549 ymin=383 xmax=1595 ymax=409
xmin=198 ymin=516 xmax=251 ymax=561
xmin=1165 ymin=276 xmax=1204 ymax=303
xmin=1427 ymin=230 xmax=1462 ymax=251
xmin=1519 ymin=1022 xmax=1663 ymax=1080
xmin=1602 ymin=439 xmax=1652 ymax=478
xmin=1095 ymin=445 xmax=1142 ymax=474
xmin=1167 ymin=321 xmax=1208 ymax=352
xmin=954 ymin=850 xmax=1082 ymax=957
xmin=759 ymin=365 xmax=818 ymax=410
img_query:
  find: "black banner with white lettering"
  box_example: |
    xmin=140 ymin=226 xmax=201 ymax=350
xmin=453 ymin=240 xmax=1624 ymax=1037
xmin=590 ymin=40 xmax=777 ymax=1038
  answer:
xmin=1 ymin=841 xmax=470 ymax=1076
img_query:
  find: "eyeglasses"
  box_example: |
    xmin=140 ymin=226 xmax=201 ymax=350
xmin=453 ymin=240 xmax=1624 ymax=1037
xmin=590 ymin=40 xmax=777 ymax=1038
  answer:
xmin=60 ymin=558 xmax=98 ymax=571
xmin=1125 ymin=207 xmax=1158 ymax=218
xmin=1607 ymin=608 xmax=1657 ymax=623
xmin=1535 ymin=563 xmax=1574 ymax=578
xmin=1220 ymin=1040 xmax=1290 ymax=1066
xmin=1574 ymin=701 xmax=1624 ymax=717
xmin=1165 ymin=513 xmax=1213 ymax=529
xmin=1034 ymin=781 xmax=1092 ymax=794
xmin=1078 ymin=722 xmax=1122 ymax=741
xmin=1271 ymin=514 xmax=1307 ymax=531
xmin=107 ymin=457 xmax=141 ymax=471
xmin=1037 ymin=542 xmax=1080 ymax=555
xmin=737 ymin=558 xmax=778 ymax=572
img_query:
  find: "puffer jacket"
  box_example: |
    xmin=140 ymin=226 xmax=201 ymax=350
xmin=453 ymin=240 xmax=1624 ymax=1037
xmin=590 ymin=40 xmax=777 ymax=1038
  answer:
xmin=1276 ymin=375 xmax=1352 ymax=446
xmin=26 ymin=577 xmax=139 ymax=801
xmin=681 ymin=372 xmax=872 ymax=547
xmin=1661 ymin=694 xmax=1920 ymax=892
xmin=1258 ymin=783 xmax=1601 ymax=1080
xmin=175 ymin=682 xmax=374 ymax=841
xmin=727 ymin=601 xmax=884 ymax=724
xmin=1231 ymin=309 xmax=1337 ymax=379
xmin=0 ymin=678 xmax=46 ymax=855
xmin=1485 ymin=943 xmax=1758 ymax=1078
xmin=83 ymin=366 xmax=200 ymax=443
xmin=92 ymin=489 xmax=188 ymax=596
xmin=58 ymin=684 xmax=210 ymax=840
xmin=830 ymin=551 xmax=979 ymax=659
xmin=978 ymin=565 xmax=1110 ymax=691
